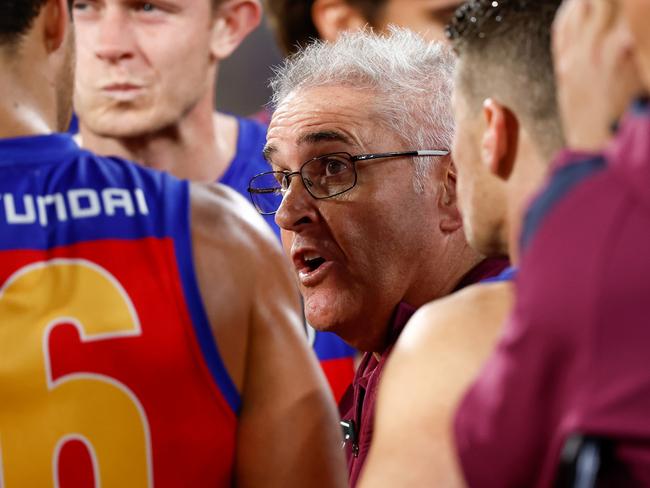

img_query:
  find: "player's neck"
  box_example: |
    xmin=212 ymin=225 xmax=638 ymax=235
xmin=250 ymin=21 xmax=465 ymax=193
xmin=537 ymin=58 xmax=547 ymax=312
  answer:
xmin=0 ymin=101 xmax=53 ymax=138
xmin=79 ymin=99 xmax=238 ymax=183
xmin=506 ymin=141 xmax=549 ymax=265
xmin=0 ymin=59 xmax=56 ymax=137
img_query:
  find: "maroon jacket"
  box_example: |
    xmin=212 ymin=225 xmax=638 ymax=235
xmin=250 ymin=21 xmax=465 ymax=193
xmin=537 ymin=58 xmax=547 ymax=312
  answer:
xmin=339 ymin=257 xmax=509 ymax=486
xmin=455 ymin=100 xmax=650 ymax=487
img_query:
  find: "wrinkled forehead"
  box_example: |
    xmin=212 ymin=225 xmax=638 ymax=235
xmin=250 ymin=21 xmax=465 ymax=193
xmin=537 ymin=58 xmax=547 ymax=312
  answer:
xmin=271 ymin=85 xmax=380 ymax=125
xmin=266 ymin=86 xmax=389 ymax=164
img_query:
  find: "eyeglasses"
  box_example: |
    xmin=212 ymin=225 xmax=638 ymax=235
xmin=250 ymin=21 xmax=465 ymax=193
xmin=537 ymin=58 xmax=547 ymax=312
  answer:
xmin=247 ymin=149 xmax=449 ymax=215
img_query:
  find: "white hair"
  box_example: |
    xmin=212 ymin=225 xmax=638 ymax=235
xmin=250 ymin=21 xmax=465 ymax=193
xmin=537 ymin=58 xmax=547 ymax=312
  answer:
xmin=269 ymin=27 xmax=456 ymax=191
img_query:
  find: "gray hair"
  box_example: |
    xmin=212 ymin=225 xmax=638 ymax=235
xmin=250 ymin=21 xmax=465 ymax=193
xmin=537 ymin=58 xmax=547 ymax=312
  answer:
xmin=269 ymin=27 xmax=456 ymax=191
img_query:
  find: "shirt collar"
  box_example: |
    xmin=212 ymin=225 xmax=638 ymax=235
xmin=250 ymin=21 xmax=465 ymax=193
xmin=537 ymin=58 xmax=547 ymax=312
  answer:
xmin=384 ymin=301 xmax=418 ymax=350
xmin=454 ymin=257 xmax=510 ymax=291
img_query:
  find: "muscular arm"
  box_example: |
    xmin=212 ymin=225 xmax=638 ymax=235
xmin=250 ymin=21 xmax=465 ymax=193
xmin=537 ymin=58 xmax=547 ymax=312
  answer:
xmin=191 ymin=183 xmax=347 ymax=488
xmin=358 ymin=283 xmax=513 ymax=488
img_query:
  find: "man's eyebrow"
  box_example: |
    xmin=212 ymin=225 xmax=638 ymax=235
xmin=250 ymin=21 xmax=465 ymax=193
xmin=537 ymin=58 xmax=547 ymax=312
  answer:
xmin=263 ymin=130 xmax=353 ymax=163
xmin=297 ymin=130 xmax=352 ymax=146
xmin=262 ymin=144 xmax=276 ymax=162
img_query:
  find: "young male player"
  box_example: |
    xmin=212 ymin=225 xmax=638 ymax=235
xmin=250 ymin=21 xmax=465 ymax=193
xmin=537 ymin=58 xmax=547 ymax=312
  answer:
xmin=0 ymin=1 xmax=347 ymax=485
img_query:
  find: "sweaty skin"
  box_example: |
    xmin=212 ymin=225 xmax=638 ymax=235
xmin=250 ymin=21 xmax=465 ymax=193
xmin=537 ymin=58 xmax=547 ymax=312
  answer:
xmin=190 ymin=184 xmax=348 ymax=488
xmin=359 ymin=282 xmax=513 ymax=487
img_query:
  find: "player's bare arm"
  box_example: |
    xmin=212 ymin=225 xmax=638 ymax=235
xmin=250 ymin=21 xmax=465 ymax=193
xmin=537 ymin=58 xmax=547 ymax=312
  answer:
xmin=359 ymin=282 xmax=514 ymax=488
xmin=190 ymin=183 xmax=347 ymax=487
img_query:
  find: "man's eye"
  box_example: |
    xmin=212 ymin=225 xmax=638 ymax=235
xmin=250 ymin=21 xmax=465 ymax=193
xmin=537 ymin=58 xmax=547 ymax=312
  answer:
xmin=72 ymin=1 xmax=92 ymax=11
xmin=324 ymin=159 xmax=347 ymax=176
xmin=135 ymin=2 xmax=157 ymax=12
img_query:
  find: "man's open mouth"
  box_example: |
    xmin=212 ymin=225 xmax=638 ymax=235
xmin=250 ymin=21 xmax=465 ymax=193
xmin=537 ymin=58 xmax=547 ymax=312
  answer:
xmin=292 ymin=248 xmax=334 ymax=286
xmin=303 ymin=254 xmax=326 ymax=272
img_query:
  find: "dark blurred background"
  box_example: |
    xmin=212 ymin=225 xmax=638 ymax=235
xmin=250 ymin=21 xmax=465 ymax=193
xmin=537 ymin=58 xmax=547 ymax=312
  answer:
xmin=216 ymin=15 xmax=283 ymax=117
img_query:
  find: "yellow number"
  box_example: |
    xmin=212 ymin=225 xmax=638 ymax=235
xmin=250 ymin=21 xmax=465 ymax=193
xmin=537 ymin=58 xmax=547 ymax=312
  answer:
xmin=0 ymin=259 xmax=152 ymax=487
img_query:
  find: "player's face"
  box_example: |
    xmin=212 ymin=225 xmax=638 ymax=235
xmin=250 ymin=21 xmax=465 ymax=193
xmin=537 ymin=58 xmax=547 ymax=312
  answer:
xmin=268 ymin=86 xmax=447 ymax=351
xmin=620 ymin=0 xmax=650 ymax=90
xmin=451 ymin=73 xmax=505 ymax=256
xmin=374 ymin=0 xmax=462 ymax=43
xmin=72 ymin=0 xmax=216 ymax=138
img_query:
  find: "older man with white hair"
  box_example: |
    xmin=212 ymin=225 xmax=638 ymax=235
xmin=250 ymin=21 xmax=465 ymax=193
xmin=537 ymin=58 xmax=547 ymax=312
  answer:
xmin=248 ymin=28 xmax=509 ymax=485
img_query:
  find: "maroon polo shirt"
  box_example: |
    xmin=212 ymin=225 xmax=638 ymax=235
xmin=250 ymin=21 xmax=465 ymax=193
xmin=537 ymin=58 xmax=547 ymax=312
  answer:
xmin=454 ymin=100 xmax=650 ymax=487
xmin=339 ymin=257 xmax=509 ymax=486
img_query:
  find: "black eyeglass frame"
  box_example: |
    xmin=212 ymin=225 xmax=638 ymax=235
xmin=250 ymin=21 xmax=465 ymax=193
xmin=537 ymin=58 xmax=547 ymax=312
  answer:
xmin=247 ymin=149 xmax=449 ymax=215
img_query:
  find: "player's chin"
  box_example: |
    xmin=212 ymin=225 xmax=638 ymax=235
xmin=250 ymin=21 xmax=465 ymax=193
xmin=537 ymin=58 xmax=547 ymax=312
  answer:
xmin=89 ymin=111 xmax=162 ymax=139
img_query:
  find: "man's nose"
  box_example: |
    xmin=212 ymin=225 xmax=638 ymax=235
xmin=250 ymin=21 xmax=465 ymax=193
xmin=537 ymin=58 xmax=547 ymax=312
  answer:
xmin=94 ymin=9 xmax=136 ymax=63
xmin=275 ymin=176 xmax=318 ymax=231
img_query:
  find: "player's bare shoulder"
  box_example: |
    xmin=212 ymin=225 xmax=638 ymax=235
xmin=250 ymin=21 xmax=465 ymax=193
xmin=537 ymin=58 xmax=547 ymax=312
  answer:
xmin=189 ymin=180 xmax=292 ymax=310
xmin=367 ymin=282 xmax=516 ymax=488
xmin=397 ymin=281 xmax=514 ymax=364
xmin=189 ymin=182 xmax=296 ymax=392
xmin=190 ymin=181 xmax=279 ymax=256
xmin=188 ymin=181 xmax=297 ymax=316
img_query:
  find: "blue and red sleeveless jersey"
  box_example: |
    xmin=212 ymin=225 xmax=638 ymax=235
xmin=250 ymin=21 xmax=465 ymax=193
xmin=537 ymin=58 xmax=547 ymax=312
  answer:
xmin=0 ymin=134 xmax=238 ymax=487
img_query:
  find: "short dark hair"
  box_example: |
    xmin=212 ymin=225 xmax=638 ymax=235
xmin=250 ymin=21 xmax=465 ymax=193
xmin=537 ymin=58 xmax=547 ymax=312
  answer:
xmin=0 ymin=0 xmax=48 ymax=46
xmin=0 ymin=0 xmax=75 ymax=48
xmin=447 ymin=0 xmax=565 ymax=159
xmin=264 ymin=0 xmax=387 ymax=56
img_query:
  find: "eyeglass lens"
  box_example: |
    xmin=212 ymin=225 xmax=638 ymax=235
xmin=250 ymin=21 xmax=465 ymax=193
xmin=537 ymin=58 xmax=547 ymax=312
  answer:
xmin=249 ymin=154 xmax=357 ymax=214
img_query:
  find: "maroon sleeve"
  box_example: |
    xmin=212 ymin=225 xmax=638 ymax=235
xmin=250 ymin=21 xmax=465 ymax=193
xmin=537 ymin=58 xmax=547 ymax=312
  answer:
xmin=453 ymin=161 xmax=618 ymax=487
xmin=454 ymin=104 xmax=650 ymax=487
xmin=453 ymin=281 xmax=578 ymax=487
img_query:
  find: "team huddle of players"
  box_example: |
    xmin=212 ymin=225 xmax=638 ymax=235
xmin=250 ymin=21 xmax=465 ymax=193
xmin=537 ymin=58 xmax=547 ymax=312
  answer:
xmin=1 ymin=0 xmax=649 ymax=487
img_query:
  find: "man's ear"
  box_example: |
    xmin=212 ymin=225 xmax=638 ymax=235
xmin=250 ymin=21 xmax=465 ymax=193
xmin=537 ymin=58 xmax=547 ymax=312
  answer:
xmin=481 ymin=98 xmax=519 ymax=181
xmin=312 ymin=0 xmax=369 ymax=42
xmin=210 ymin=0 xmax=261 ymax=60
xmin=43 ymin=0 xmax=70 ymax=54
xmin=438 ymin=160 xmax=464 ymax=233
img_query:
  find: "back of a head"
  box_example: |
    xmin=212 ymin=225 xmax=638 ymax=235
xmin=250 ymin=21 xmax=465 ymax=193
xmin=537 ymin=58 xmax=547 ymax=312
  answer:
xmin=265 ymin=0 xmax=386 ymax=55
xmin=0 ymin=0 xmax=48 ymax=48
xmin=270 ymin=27 xmax=455 ymax=190
xmin=1 ymin=0 xmax=75 ymax=134
xmin=447 ymin=0 xmax=565 ymax=161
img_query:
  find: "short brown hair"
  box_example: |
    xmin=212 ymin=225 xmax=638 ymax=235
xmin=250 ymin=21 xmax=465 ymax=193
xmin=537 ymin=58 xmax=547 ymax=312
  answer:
xmin=447 ymin=0 xmax=564 ymax=159
xmin=265 ymin=0 xmax=387 ymax=55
